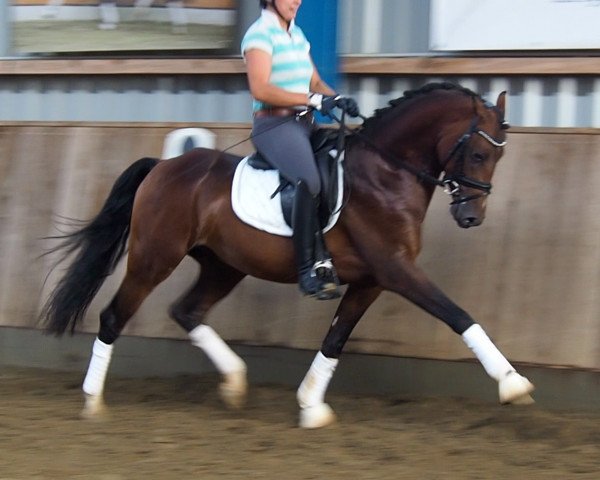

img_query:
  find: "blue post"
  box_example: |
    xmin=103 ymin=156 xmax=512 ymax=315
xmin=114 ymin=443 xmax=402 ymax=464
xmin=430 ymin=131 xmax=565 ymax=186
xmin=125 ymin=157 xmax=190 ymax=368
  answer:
xmin=296 ymin=0 xmax=339 ymax=122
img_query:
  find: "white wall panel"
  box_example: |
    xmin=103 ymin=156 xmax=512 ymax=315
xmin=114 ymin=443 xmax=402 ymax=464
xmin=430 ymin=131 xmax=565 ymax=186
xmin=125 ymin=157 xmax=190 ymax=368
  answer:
xmin=430 ymin=0 xmax=600 ymax=51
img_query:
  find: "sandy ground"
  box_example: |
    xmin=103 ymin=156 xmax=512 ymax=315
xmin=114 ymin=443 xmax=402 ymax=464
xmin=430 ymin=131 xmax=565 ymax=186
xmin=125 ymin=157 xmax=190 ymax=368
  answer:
xmin=1 ymin=366 xmax=599 ymax=479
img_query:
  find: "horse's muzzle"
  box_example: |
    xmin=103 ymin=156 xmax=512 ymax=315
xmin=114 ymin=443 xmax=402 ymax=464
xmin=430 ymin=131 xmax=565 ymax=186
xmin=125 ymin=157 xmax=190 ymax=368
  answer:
xmin=451 ymin=203 xmax=484 ymax=228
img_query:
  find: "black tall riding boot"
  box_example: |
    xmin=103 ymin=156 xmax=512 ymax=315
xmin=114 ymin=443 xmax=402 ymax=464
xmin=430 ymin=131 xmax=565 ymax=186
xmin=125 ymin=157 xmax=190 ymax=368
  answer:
xmin=292 ymin=181 xmax=340 ymax=300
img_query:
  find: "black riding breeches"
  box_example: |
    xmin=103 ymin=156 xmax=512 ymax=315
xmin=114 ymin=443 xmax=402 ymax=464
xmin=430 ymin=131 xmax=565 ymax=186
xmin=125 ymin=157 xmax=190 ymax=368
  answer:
xmin=251 ymin=115 xmax=320 ymax=196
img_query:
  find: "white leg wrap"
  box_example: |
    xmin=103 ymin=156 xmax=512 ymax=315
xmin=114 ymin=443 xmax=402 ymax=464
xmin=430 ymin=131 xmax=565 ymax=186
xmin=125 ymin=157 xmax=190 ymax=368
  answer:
xmin=189 ymin=325 xmax=246 ymax=375
xmin=462 ymin=324 xmax=514 ymax=381
xmin=82 ymin=338 xmax=114 ymax=397
xmin=463 ymin=325 xmax=535 ymax=404
xmin=297 ymin=351 xmax=338 ymax=409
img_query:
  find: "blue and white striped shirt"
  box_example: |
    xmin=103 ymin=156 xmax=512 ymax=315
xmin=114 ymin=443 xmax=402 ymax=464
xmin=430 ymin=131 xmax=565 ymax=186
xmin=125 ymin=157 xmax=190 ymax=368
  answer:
xmin=241 ymin=9 xmax=313 ymax=112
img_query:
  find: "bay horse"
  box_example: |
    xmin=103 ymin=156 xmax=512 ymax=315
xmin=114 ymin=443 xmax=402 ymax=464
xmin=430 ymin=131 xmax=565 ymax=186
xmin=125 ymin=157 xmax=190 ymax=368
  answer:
xmin=41 ymin=82 xmax=534 ymax=429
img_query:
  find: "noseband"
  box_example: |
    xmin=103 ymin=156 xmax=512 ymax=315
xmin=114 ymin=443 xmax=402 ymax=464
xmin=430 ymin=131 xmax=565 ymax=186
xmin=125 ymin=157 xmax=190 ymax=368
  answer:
xmin=441 ymin=116 xmax=507 ymax=206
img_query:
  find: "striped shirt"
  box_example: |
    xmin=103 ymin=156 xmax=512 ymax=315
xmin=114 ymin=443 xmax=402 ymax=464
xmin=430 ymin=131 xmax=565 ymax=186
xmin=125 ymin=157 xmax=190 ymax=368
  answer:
xmin=241 ymin=9 xmax=313 ymax=112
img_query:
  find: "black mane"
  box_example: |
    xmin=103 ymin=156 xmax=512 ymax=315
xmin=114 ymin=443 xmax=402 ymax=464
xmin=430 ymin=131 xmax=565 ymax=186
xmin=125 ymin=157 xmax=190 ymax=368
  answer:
xmin=361 ymin=82 xmax=480 ymax=131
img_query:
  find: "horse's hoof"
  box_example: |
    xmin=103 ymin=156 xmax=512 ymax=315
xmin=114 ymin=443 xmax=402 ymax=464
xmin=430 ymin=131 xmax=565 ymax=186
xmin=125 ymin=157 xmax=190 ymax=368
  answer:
xmin=499 ymin=371 xmax=535 ymax=405
xmin=219 ymin=370 xmax=248 ymax=409
xmin=509 ymin=393 xmax=535 ymax=405
xmin=80 ymin=394 xmax=108 ymax=420
xmin=299 ymin=403 xmax=336 ymax=429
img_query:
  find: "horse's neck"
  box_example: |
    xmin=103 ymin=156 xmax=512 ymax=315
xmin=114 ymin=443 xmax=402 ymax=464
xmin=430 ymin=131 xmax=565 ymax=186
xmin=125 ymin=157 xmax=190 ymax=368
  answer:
xmin=354 ymin=111 xmax=443 ymax=195
xmin=365 ymin=108 xmax=446 ymax=178
xmin=347 ymin=142 xmax=437 ymax=222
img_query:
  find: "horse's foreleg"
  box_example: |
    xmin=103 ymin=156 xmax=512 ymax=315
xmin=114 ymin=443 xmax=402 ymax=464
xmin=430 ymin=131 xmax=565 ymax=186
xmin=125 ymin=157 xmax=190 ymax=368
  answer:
xmin=170 ymin=250 xmax=248 ymax=409
xmin=462 ymin=324 xmax=534 ymax=404
xmin=297 ymin=282 xmax=382 ymax=428
xmin=378 ymin=259 xmax=534 ymax=405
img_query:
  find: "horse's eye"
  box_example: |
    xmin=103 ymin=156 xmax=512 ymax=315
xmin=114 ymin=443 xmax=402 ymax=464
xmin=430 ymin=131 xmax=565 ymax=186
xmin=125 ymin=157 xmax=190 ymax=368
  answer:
xmin=472 ymin=152 xmax=486 ymax=163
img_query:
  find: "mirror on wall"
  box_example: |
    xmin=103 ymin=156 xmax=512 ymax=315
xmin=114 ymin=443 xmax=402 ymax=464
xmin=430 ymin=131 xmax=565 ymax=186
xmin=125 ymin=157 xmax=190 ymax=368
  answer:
xmin=10 ymin=0 xmax=238 ymax=56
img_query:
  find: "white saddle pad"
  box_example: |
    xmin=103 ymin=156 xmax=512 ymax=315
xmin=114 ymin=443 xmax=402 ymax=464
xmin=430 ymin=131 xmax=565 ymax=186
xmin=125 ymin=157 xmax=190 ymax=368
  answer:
xmin=231 ymin=153 xmax=344 ymax=237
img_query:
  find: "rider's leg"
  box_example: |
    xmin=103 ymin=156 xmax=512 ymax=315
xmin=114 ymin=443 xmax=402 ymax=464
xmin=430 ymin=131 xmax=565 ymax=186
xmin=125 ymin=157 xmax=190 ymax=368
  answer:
xmin=252 ymin=116 xmax=339 ymax=299
xmin=251 ymin=116 xmax=320 ymax=194
xmin=292 ymin=180 xmax=339 ymax=299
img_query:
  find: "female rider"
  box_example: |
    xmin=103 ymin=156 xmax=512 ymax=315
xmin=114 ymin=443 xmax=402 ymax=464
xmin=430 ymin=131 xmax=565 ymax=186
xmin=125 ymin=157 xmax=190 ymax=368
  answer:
xmin=242 ymin=0 xmax=359 ymax=300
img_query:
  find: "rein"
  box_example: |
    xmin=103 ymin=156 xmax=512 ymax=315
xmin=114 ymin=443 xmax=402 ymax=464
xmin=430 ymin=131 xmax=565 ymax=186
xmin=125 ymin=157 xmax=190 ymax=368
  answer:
xmin=329 ymin=103 xmax=507 ymax=205
xmin=331 ymin=111 xmax=446 ymax=188
xmin=222 ymin=93 xmax=507 ymax=208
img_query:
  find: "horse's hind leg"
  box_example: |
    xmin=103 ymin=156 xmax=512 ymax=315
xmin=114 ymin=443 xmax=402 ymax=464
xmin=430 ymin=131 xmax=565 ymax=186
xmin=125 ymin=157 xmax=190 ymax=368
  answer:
xmin=82 ymin=250 xmax=184 ymax=419
xmin=169 ymin=248 xmax=248 ymax=409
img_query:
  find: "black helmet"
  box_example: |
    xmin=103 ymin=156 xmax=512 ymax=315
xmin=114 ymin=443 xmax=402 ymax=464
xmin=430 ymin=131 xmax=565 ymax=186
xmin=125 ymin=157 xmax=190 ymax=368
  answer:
xmin=260 ymin=0 xmax=285 ymax=22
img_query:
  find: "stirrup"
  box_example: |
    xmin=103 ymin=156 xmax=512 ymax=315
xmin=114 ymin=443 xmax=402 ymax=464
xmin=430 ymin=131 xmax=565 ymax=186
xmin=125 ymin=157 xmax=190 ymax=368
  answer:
xmin=311 ymin=259 xmax=341 ymax=300
xmin=298 ymin=261 xmax=341 ymax=300
xmin=312 ymin=259 xmax=334 ymax=276
xmin=312 ymin=259 xmax=339 ymax=285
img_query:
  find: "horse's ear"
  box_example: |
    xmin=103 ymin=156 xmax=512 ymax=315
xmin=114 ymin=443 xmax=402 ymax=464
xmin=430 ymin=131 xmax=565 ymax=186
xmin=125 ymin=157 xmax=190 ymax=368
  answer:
xmin=496 ymin=91 xmax=507 ymax=118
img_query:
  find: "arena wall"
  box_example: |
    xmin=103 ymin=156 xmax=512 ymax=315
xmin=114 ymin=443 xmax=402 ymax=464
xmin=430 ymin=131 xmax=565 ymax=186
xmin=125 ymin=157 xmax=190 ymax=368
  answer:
xmin=2 ymin=0 xmax=598 ymax=407
xmin=1 ymin=123 xmax=598 ymax=373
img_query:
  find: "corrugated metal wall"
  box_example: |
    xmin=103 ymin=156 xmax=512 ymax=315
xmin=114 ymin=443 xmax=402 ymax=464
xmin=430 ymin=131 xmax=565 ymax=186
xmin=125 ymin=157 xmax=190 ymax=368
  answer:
xmin=338 ymin=0 xmax=430 ymax=54
xmin=341 ymin=76 xmax=600 ymax=128
xmin=2 ymin=75 xmax=599 ymax=128
xmin=0 ymin=75 xmax=252 ymax=123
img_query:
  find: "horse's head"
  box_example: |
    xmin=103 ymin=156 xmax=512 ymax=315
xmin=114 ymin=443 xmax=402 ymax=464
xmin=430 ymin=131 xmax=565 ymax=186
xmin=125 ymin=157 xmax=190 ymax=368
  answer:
xmin=439 ymin=91 xmax=509 ymax=228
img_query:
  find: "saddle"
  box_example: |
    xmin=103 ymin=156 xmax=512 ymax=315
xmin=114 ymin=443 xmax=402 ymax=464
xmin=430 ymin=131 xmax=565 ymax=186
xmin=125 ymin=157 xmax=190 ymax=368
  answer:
xmin=246 ymin=128 xmax=342 ymax=229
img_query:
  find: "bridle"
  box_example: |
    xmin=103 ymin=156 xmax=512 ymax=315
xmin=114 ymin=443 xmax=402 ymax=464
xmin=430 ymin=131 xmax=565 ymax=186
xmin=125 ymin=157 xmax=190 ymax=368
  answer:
xmin=440 ymin=114 xmax=508 ymax=206
xmin=331 ymin=103 xmax=508 ymax=205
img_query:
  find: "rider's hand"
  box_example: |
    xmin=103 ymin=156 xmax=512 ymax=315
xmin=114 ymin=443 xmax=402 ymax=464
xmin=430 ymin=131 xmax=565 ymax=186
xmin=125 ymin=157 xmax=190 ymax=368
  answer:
xmin=336 ymin=97 xmax=360 ymax=117
xmin=308 ymin=93 xmax=339 ymax=116
xmin=308 ymin=93 xmax=360 ymax=117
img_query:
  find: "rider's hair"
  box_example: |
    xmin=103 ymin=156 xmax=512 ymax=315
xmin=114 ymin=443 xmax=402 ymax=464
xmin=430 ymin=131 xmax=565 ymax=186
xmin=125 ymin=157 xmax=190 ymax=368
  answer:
xmin=259 ymin=0 xmax=268 ymax=8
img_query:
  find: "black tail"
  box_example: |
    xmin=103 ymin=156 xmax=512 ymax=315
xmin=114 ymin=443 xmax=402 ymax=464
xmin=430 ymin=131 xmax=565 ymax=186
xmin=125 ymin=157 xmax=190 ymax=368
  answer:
xmin=41 ymin=157 xmax=159 ymax=336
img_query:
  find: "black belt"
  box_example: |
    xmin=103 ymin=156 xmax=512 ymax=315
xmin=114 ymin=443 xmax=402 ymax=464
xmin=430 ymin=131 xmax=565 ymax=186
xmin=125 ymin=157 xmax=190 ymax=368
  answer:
xmin=254 ymin=108 xmax=313 ymax=122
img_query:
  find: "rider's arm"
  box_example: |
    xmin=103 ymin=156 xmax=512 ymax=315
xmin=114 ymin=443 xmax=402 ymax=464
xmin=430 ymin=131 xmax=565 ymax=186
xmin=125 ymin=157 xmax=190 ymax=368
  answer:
xmin=245 ymin=49 xmax=311 ymax=108
xmin=309 ymin=60 xmax=336 ymax=97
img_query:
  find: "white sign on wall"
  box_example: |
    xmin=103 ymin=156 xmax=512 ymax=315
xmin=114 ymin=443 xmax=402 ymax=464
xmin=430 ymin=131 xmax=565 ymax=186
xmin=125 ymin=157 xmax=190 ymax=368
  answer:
xmin=430 ymin=0 xmax=600 ymax=50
